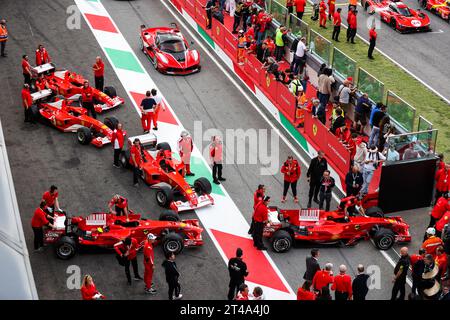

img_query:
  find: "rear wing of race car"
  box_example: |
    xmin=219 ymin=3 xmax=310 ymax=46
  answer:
xmin=31 ymin=89 xmax=53 ymax=102
xmin=31 ymin=62 xmax=55 ymax=77
xmin=127 ymin=133 xmax=158 ymax=150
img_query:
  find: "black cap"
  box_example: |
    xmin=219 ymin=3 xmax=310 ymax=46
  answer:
xmin=263 ymin=196 xmax=271 ymax=202
xmin=236 ymin=248 xmax=243 ymax=257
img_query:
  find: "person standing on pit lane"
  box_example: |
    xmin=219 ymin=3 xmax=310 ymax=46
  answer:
xmin=391 ymin=246 xmax=409 ymax=300
xmin=143 ymin=233 xmax=157 ymax=295
xmin=312 ymin=262 xmax=334 ymax=293
xmin=227 ymin=248 xmax=249 ymax=300
xmin=435 ymin=164 xmax=450 ymax=204
xmin=178 ymin=130 xmax=195 ymax=176
xmin=318 ymin=170 xmax=335 ymax=211
xmin=410 ymin=248 xmax=426 ymax=296
xmin=304 ymin=248 xmax=321 ymax=282
xmin=22 ymin=55 xmax=32 ymax=85
xmin=162 ymin=252 xmax=183 ymax=300
xmin=114 ymin=236 xmax=143 ymax=285
xmin=140 ymin=91 xmax=157 ymax=134
xmin=422 ymin=227 xmax=444 ymax=257
xmin=35 ymin=44 xmax=51 ymax=66
xmin=130 ymin=138 xmax=143 ymax=187
xmin=297 ymin=281 xmax=317 ymax=300
xmin=209 ymin=135 xmax=226 ymax=185
xmin=281 ymin=155 xmax=301 ymax=203
xmin=248 ymin=184 xmax=266 ymax=234
xmin=81 ymin=80 xmax=96 ymax=119
xmin=331 ymin=264 xmax=353 ymax=300
xmin=151 ymin=88 xmax=166 ymax=131
xmin=92 ymin=56 xmax=104 ymax=92
xmin=429 ymin=193 xmax=450 ymax=228
xmin=22 ymin=83 xmax=35 ymax=124
xmin=31 ymin=200 xmax=54 ymax=252
xmin=307 ymin=151 xmax=328 ymax=208
xmin=235 ymin=283 xmax=249 ymax=300
xmin=111 ymin=122 xmax=125 ymax=168
xmin=0 ymin=19 xmax=8 ymax=57
xmin=80 ymin=275 xmax=105 ymax=300
xmin=252 ymin=196 xmax=270 ymax=250
xmin=352 ymin=264 xmax=370 ymax=300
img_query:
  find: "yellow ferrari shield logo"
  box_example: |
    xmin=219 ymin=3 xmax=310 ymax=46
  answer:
xmin=216 ymin=26 xmax=220 ymax=36
xmin=266 ymin=75 xmax=271 ymax=87
xmin=312 ymin=124 xmax=318 ymax=136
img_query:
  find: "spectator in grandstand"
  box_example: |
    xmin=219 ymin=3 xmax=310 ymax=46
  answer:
xmin=262 ymin=56 xmax=279 ymax=78
xmin=386 ymin=144 xmax=400 ymax=162
xmin=256 ymin=41 xmax=270 ymax=62
xmin=290 ymin=36 xmax=308 ymax=75
xmin=378 ymin=114 xmax=392 ymax=151
xmin=361 ymin=145 xmax=385 ymax=196
xmin=352 ymin=264 xmax=370 ymax=300
xmin=318 ymin=170 xmax=335 ymax=211
xmin=354 ymin=140 xmax=368 ymax=169
xmin=226 ymin=0 xmax=237 ymax=16
xmin=203 ymin=0 xmax=216 ymax=30
xmin=232 ymin=1 xmax=244 ymax=33
xmin=345 ymin=165 xmax=363 ymax=197
xmin=330 ymin=107 xmax=345 ymax=135
xmin=317 ymin=67 xmax=334 ymax=112
xmin=368 ymin=104 xmax=387 ymax=148
xmin=274 ymin=25 xmax=288 ymax=62
xmin=354 ymin=93 xmax=371 ymax=134
xmin=337 ymin=78 xmax=357 ymax=110
xmin=403 ymin=142 xmax=421 ymax=160
xmin=212 ymin=6 xmax=225 ymax=24
xmin=299 ymin=65 xmax=309 ymax=94
xmin=255 ymin=10 xmax=273 ymax=45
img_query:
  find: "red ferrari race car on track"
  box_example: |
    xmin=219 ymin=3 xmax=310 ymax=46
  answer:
xmin=31 ymin=63 xmax=124 ymax=113
xmin=419 ymin=0 xmax=450 ymax=21
xmin=30 ymin=95 xmax=123 ymax=147
xmin=120 ymin=134 xmax=214 ymax=213
xmin=139 ymin=23 xmax=201 ymax=75
xmin=362 ymin=0 xmax=431 ymax=32
xmin=264 ymin=201 xmax=411 ymax=253
xmin=45 ymin=210 xmax=204 ymax=259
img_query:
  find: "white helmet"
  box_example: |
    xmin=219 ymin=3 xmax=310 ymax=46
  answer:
xmin=147 ymin=233 xmax=157 ymax=240
xmin=426 ymin=227 xmax=436 ymax=235
xmin=180 ymin=130 xmax=189 ymax=138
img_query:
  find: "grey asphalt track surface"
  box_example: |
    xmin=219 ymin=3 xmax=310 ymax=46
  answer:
xmin=335 ymin=0 xmax=450 ymax=101
xmin=0 ymin=0 xmax=433 ymax=300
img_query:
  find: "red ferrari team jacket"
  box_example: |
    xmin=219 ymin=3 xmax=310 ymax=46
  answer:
xmin=253 ymin=202 xmax=269 ymax=223
xmin=436 ymin=211 xmax=450 ymax=232
xmin=31 ymin=207 xmax=49 ymax=228
xmin=436 ymin=253 xmax=448 ymax=277
xmin=21 ymin=58 xmax=30 ymax=74
xmin=431 ymin=197 xmax=450 ymax=220
xmin=143 ymin=240 xmax=155 ymax=266
xmin=295 ymin=0 xmax=306 ymax=12
xmin=81 ymin=86 xmax=94 ymax=102
xmin=435 ymin=168 xmax=450 ymax=192
xmin=42 ymin=190 xmax=58 ymax=207
xmin=333 ymin=11 xmax=341 ymax=26
xmin=130 ymin=144 xmax=143 ymax=167
xmin=281 ymin=160 xmax=301 ymax=183
xmin=21 ymin=88 xmax=32 ymax=108
xmin=111 ymin=129 xmax=125 ymax=149
xmin=319 ymin=1 xmax=327 ymax=15
xmin=332 ymin=274 xmax=353 ymax=298
xmin=312 ymin=270 xmax=334 ymax=291
xmin=253 ymin=190 xmax=264 ymax=209
xmin=114 ymin=238 xmax=138 ymax=260
xmin=81 ymin=284 xmax=99 ymax=300
xmin=93 ymin=60 xmax=104 ymax=78
xmin=36 ymin=48 xmax=50 ymax=66
xmin=109 ymin=196 xmax=128 ymax=209
xmin=297 ymin=288 xmax=316 ymax=300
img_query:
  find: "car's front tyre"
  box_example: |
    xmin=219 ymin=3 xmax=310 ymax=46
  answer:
xmin=55 ymin=236 xmax=77 ymax=260
xmin=271 ymin=230 xmax=293 ymax=253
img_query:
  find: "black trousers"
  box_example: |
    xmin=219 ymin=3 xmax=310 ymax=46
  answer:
xmin=83 ymin=101 xmax=96 ymax=119
xmin=248 ymin=218 xmax=255 ymax=234
xmin=283 ymin=180 xmax=298 ymax=198
xmin=124 ymin=258 xmax=139 ymax=283
xmin=23 ymin=73 xmax=31 ymax=85
xmin=207 ymin=11 xmax=212 ymax=28
xmin=296 ymin=11 xmax=304 ymax=20
xmin=332 ymin=26 xmax=340 ymax=40
xmin=308 ymin=180 xmax=321 ymax=203
xmin=114 ymin=148 xmax=122 ymax=166
xmin=133 ymin=166 xmax=140 ymax=185
xmin=274 ymin=45 xmax=284 ymax=62
xmin=33 ymin=227 xmax=44 ymax=250
xmin=95 ymin=76 xmax=104 ymax=92
xmin=1 ymin=41 xmax=6 ymax=55
xmin=319 ymin=191 xmax=332 ymax=211
xmin=347 ymin=28 xmax=356 ymax=42
xmin=168 ymin=278 xmax=181 ymax=300
xmin=368 ymin=39 xmax=376 ymax=58
xmin=232 ymin=15 xmax=241 ymax=32
xmin=24 ymin=107 xmax=35 ymax=123
xmin=412 ymin=275 xmax=421 ymax=296
xmin=252 ymin=222 xmax=265 ymax=248
xmin=435 ymin=190 xmax=445 ymax=204
xmin=212 ymin=162 xmax=223 ymax=182
xmin=335 ymin=291 xmax=349 ymax=300
xmin=391 ymin=280 xmax=406 ymax=300
xmin=228 ymin=280 xmax=244 ymax=300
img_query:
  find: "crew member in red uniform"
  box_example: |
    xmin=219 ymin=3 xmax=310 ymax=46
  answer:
xmin=130 ymin=138 xmax=143 ymax=187
xmin=327 ymin=0 xmax=336 ymax=20
xmin=31 ymin=200 xmax=54 ymax=251
xmin=248 ymin=184 xmax=266 ymax=235
xmin=297 ymin=281 xmax=317 ymax=300
xmin=35 ymin=44 xmax=51 ymax=66
xmin=34 ymin=74 xmax=49 ymax=91
xmin=80 ymin=275 xmax=105 ymax=300
xmin=332 ymin=8 xmax=342 ymax=41
xmin=436 ymin=246 xmax=448 ymax=278
xmin=331 ymin=265 xmax=353 ymax=300
xmin=81 ymin=80 xmax=96 ymax=119
xmin=435 ymin=164 xmax=450 ymax=203
xmin=281 ymin=156 xmax=301 ymax=203
xmin=422 ymin=227 xmax=444 ymax=258
xmin=429 ymin=193 xmax=450 ymax=228
xmin=22 ymin=83 xmax=34 ymax=123
xmin=436 ymin=210 xmax=450 ymax=239
xmin=346 ymin=9 xmax=357 ymax=43
xmin=319 ymin=0 xmax=328 ymax=28
xmin=108 ymin=194 xmax=129 ymax=219
xmin=92 ymin=56 xmax=104 ymax=91
xmin=235 ymin=283 xmax=249 ymax=300
xmin=22 ymin=54 xmax=32 ymax=85
xmin=140 ymin=90 xmax=157 ymax=133
xmin=178 ymin=130 xmax=195 ymax=176
xmin=114 ymin=236 xmax=142 ymax=285
xmin=368 ymin=26 xmax=377 ymax=59
xmin=312 ymin=262 xmax=334 ymax=292
xmin=42 ymin=185 xmax=61 ymax=213
xmin=295 ymin=0 xmax=307 ymax=20
xmin=143 ymin=233 xmax=157 ymax=294
xmin=112 ymin=122 xmax=125 ymax=168
xmin=252 ymin=196 xmax=270 ymax=250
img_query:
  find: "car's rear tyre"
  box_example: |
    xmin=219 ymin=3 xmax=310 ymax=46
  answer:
xmin=159 ymin=210 xmax=180 ymax=222
xmin=104 ymin=116 xmax=119 ymax=130
xmin=103 ymin=86 xmax=117 ymax=98
xmin=162 ymin=232 xmax=184 ymax=255
xmin=77 ymin=127 xmax=93 ymax=145
xmin=120 ymin=150 xmax=131 ymax=169
xmin=30 ymin=104 xmax=41 ymax=121
xmin=373 ymin=228 xmax=396 ymax=250
xmin=271 ymin=230 xmax=293 ymax=253
xmin=194 ymin=177 xmax=212 ymax=195
xmin=55 ymin=236 xmax=77 ymax=260
xmin=156 ymin=142 xmax=171 ymax=152
xmin=156 ymin=186 xmax=174 ymax=208
xmin=365 ymin=206 xmax=384 ymax=218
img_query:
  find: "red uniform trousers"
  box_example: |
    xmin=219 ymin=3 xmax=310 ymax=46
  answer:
xmin=144 ymin=263 xmax=154 ymax=289
xmin=141 ymin=112 xmax=157 ymax=131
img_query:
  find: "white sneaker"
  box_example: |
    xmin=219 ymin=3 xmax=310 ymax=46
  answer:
xmin=173 ymin=293 xmax=183 ymax=300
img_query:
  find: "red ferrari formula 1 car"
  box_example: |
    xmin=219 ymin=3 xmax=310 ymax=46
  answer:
xmin=264 ymin=202 xmax=411 ymax=253
xmin=31 ymin=95 xmax=123 ymax=147
xmin=419 ymin=0 xmax=450 ymax=21
xmin=139 ymin=23 xmax=201 ymax=75
xmin=362 ymin=0 xmax=431 ymax=32
xmin=31 ymin=63 xmax=124 ymax=113
xmin=120 ymin=134 xmax=214 ymax=213
xmin=45 ymin=210 xmax=203 ymax=259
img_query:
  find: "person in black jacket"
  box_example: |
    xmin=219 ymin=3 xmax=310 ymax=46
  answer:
xmin=411 ymin=248 xmax=426 ymax=296
xmin=307 ymin=151 xmax=328 ymax=208
xmin=162 ymin=252 xmax=182 ymax=300
xmin=331 ymin=108 xmax=346 ymax=134
xmin=227 ymin=248 xmax=249 ymax=300
xmin=303 ymin=249 xmax=321 ymax=281
xmin=318 ymin=170 xmax=335 ymax=211
xmin=352 ymin=264 xmax=370 ymax=300
xmin=345 ymin=165 xmax=363 ymax=197
xmin=391 ymin=247 xmax=410 ymax=300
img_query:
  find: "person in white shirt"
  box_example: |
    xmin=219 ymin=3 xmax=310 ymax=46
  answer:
xmin=290 ymin=37 xmax=308 ymax=75
xmin=251 ymin=286 xmax=265 ymax=300
xmin=361 ymin=145 xmax=386 ymax=196
xmin=150 ymin=88 xmax=166 ymax=131
xmin=386 ymin=145 xmax=400 ymax=162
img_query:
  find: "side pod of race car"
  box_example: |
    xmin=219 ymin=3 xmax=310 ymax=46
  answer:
xmin=420 ymin=0 xmax=450 ymax=21
xmin=120 ymin=134 xmax=214 ymax=213
xmin=45 ymin=210 xmax=204 ymax=260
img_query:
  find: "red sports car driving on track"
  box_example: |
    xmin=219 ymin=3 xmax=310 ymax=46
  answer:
xmin=139 ymin=23 xmax=201 ymax=75
xmin=419 ymin=0 xmax=450 ymax=21
xmin=31 ymin=63 xmax=124 ymax=113
xmin=45 ymin=210 xmax=203 ymax=259
xmin=362 ymin=0 xmax=431 ymax=32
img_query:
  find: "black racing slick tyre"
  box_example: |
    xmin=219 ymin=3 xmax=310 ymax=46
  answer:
xmin=365 ymin=206 xmax=384 ymax=218
xmin=162 ymin=232 xmax=184 ymax=255
xmin=103 ymin=86 xmax=117 ymax=98
xmin=120 ymin=150 xmax=131 ymax=169
xmin=104 ymin=116 xmax=119 ymax=130
xmin=373 ymin=228 xmax=396 ymax=250
xmin=159 ymin=210 xmax=180 ymax=222
xmin=194 ymin=177 xmax=212 ymax=195
xmin=156 ymin=186 xmax=174 ymax=208
xmin=55 ymin=236 xmax=77 ymax=260
xmin=156 ymin=142 xmax=171 ymax=152
xmin=77 ymin=127 xmax=93 ymax=145
xmin=271 ymin=230 xmax=293 ymax=253
xmin=30 ymin=104 xmax=41 ymax=121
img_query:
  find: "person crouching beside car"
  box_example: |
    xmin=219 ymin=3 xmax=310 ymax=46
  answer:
xmin=108 ymin=194 xmax=129 ymax=221
xmin=31 ymin=200 xmax=54 ymax=252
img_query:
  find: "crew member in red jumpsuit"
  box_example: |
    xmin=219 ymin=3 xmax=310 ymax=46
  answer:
xmin=42 ymin=185 xmax=60 ymax=213
xmin=429 ymin=193 xmax=450 ymax=228
xmin=178 ymin=130 xmax=195 ymax=176
xmin=143 ymin=233 xmax=157 ymax=294
xmin=81 ymin=80 xmax=96 ymax=119
xmin=327 ymin=0 xmax=336 ymax=20
xmin=319 ymin=0 xmax=328 ymax=28
xmin=35 ymin=44 xmax=51 ymax=66
xmin=248 ymin=184 xmax=266 ymax=235
xmin=252 ymin=196 xmax=270 ymax=250
xmin=114 ymin=237 xmax=142 ymax=285
xmin=436 ymin=210 xmax=450 ymax=239
xmin=80 ymin=275 xmax=105 ymax=300
xmin=31 ymin=200 xmax=54 ymax=251
xmin=281 ymin=156 xmax=301 ymax=203
xmin=108 ymin=194 xmax=129 ymax=219
xmin=435 ymin=164 xmax=450 ymax=203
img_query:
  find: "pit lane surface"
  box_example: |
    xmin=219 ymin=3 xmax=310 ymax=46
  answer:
xmin=334 ymin=0 xmax=450 ymax=101
xmin=0 ymin=0 xmax=428 ymax=300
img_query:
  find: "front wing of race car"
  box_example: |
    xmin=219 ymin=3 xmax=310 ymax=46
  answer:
xmin=94 ymin=96 xmax=125 ymax=113
xmin=170 ymin=193 xmax=215 ymax=212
